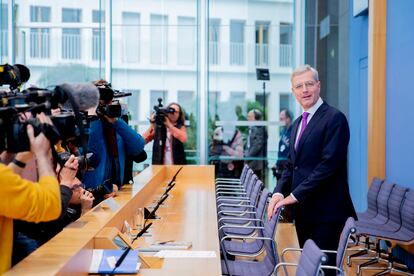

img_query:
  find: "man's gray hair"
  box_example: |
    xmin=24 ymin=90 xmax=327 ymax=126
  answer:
xmin=291 ymin=64 xmax=319 ymax=83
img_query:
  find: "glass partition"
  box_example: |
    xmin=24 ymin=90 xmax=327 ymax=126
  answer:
xmin=9 ymin=0 xmax=106 ymax=87
xmin=111 ymin=1 xmax=199 ymax=167
xmin=0 ymin=0 xmax=9 ymax=63
xmin=0 ymin=0 xmax=297 ymax=182
xmin=208 ymin=0 xmax=296 ymax=189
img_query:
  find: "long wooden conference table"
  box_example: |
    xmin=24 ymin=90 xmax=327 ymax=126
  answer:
xmin=6 ymin=165 xmax=222 ymax=275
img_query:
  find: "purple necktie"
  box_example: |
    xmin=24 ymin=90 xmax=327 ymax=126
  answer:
xmin=295 ymin=112 xmax=310 ymax=149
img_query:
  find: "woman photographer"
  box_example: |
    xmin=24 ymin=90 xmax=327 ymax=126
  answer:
xmin=143 ymin=102 xmax=187 ymax=165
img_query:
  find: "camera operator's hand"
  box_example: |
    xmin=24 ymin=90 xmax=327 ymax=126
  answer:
xmin=36 ymin=112 xmax=54 ymax=126
xmin=103 ymin=115 xmax=118 ymax=124
xmin=27 ymin=124 xmax=50 ymax=159
xmin=80 ymin=189 xmax=94 ymax=215
xmin=58 ymin=155 xmax=79 ymax=187
xmin=27 ymin=124 xmax=56 ymax=178
xmin=103 ymin=184 xmax=119 ymax=199
xmin=164 ymin=116 xmax=174 ymax=129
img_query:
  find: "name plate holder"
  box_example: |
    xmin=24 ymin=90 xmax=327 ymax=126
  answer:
xmin=94 ymin=227 xmax=164 ymax=269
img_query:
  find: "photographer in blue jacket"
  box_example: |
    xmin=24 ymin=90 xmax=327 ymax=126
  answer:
xmin=83 ymin=80 xmax=145 ymax=202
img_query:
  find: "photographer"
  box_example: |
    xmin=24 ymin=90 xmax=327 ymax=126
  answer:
xmin=143 ymin=102 xmax=187 ymax=165
xmin=13 ymin=155 xmax=94 ymax=262
xmin=0 ymin=118 xmax=61 ymax=273
xmin=209 ymin=127 xmax=244 ymax=178
xmin=82 ymin=80 xmax=145 ymax=202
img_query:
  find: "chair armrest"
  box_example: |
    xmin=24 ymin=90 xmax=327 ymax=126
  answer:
xmin=219 ymin=224 xmax=264 ymax=232
xmin=216 ymin=198 xmax=250 ymax=204
xmin=216 ymin=177 xmax=240 ymax=181
xmin=274 ymin=262 xmax=298 ymax=274
xmin=218 ymin=202 xmax=254 ymax=208
xmin=217 ymin=195 xmax=249 ymax=200
xmin=216 ymin=191 xmax=247 ymax=195
xmin=280 ymin=247 xmax=303 ymax=262
xmin=217 ymin=210 xmax=256 ymax=216
xmin=215 ymin=184 xmax=243 ymax=188
xmin=218 ymin=217 xmax=262 ymax=224
xmin=216 ymin=187 xmax=245 ymax=192
xmin=321 ymin=265 xmax=344 ymax=274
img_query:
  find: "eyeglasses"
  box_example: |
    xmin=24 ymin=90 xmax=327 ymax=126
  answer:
xmin=293 ymin=81 xmax=317 ymax=90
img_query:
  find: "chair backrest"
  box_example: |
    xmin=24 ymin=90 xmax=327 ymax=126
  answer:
xmin=249 ymin=178 xmax=263 ymax=206
xmin=367 ymin=177 xmax=384 ymax=215
xmin=245 ymin=173 xmax=258 ymax=195
xmin=387 ymin=184 xmax=408 ymax=229
xmin=336 ymin=217 xmax=357 ymax=269
xmin=255 ymin=188 xmax=271 ymax=222
xmin=262 ymin=208 xmax=282 ymax=274
xmin=239 ymin=164 xmax=250 ymax=183
xmin=296 ymin=239 xmax=327 ymax=276
xmin=375 ymin=180 xmax=395 ymax=220
xmin=401 ymin=190 xmax=414 ymax=235
xmin=242 ymin=169 xmax=254 ymax=190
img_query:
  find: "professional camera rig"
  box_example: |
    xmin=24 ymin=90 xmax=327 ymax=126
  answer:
xmin=94 ymin=82 xmax=132 ymax=119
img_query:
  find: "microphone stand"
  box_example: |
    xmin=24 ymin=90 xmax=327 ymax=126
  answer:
xmin=108 ymin=222 xmax=153 ymax=275
xmin=143 ymin=167 xmax=182 ymax=220
xmin=106 ymin=167 xmax=184 ymax=275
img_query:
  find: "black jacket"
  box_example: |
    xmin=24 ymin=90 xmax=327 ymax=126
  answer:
xmin=273 ymin=102 xmax=356 ymax=223
xmin=152 ymin=123 xmax=187 ymax=165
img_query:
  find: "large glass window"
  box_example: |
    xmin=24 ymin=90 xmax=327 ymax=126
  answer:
xmin=1 ymin=0 xmax=295 ymax=175
xmin=111 ymin=0 xmax=198 ymax=166
xmin=279 ymin=22 xmax=293 ymax=67
xmin=209 ymin=18 xmax=220 ymax=65
xmin=62 ymin=28 xmax=81 ymax=60
xmin=0 ymin=3 xmax=7 ymax=60
xmin=30 ymin=28 xmax=50 ymax=58
xmin=92 ymin=10 xmax=104 ymax=23
xmin=208 ymin=0 xmax=295 ymax=188
xmin=12 ymin=0 xmax=105 ymax=87
xmin=30 ymin=6 xmax=51 ymax=22
xmin=121 ymin=12 xmax=140 ymax=63
xmin=255 ymin=21 xmax=270 ymax=66
xmin=62 ymin=8 xmax=82 ymax=23
xmin=177 ymin=16 xmax=196 ymax=65
xmin=230 ymin=20 xmax=245 ymax=65
xmin=150 ymin=14 xmax=168 ymax=64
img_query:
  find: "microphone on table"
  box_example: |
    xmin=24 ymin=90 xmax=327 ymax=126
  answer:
xmin=109 ymin=222 xmax=153 ymax=275
xmin=167 ymin=166 xmax=183 ymax=187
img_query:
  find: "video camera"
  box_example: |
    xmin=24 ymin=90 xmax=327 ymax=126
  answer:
xmin=0 ymin=85 xmax=93 ymax=153
xmin=94 ymin=82 xmax=132 ymax=119
xmin=152 ymin=98 xmax=175 ymax=126
xmin=57 ymin=151 xmax=94 ymax=172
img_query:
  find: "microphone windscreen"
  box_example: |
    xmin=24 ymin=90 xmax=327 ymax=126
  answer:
xmin=58 ymin=83 xmax=99 ymax=111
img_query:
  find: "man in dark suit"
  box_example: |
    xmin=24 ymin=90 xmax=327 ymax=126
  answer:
xmin=267 ymin=65 xmax=356 ymax=270
xmin=245 ymin=109 xmax=267 ymax=182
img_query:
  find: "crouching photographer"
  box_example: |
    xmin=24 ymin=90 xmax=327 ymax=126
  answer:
xmin=142 ymin=99 xmax=187 ymax=165
xmin=0 ymin=114 xmax=61 ymax=274
xmin=82 ymin=80 xmax=145 ymax=203
xmin=12 ymin=154 xmax=95 ymax=265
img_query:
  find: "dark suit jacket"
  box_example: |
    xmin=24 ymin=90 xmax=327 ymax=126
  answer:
xmin=273 ymin=102 xmax=356 ymax=223
xmin=246 ymin=126 xmax=267 ymax=171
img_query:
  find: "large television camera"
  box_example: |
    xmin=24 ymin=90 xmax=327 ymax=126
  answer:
xmin=1 ymin=64 xmax=99 ymax=173
xmin=94 ymin=82 xmax=132 ymax=119
xmin=152 ymin=98 xmax=175 ymax=126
